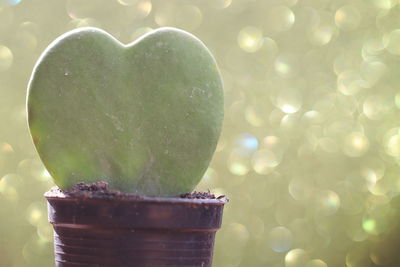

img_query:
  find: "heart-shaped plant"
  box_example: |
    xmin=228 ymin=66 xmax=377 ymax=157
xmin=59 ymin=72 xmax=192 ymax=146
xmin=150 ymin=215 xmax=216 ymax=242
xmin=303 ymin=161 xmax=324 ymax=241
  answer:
xmin=27 ymin=27 xmax=223 ymax=197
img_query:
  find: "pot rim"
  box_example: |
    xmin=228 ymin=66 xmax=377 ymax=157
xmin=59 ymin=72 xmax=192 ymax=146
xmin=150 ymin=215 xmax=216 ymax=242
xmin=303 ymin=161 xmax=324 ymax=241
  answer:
xmin=44 ymin=189 xmax=228 ymax=206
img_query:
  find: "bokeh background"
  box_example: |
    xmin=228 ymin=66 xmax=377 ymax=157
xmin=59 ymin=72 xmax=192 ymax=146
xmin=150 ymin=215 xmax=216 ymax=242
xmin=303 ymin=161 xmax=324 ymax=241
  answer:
xmin=2 ymin=0 xmax=400 ymax=266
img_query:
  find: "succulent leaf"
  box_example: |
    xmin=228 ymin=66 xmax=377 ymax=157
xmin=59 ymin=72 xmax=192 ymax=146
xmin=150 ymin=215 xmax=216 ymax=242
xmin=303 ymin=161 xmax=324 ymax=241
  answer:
xmin=27 ymin=27 xmax=223 ymax=197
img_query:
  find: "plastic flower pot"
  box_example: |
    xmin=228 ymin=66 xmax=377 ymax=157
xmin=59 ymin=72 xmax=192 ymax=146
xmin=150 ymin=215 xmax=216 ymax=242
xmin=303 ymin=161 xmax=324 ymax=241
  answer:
xmin=45 ymin=187 xmax=227 ymax=267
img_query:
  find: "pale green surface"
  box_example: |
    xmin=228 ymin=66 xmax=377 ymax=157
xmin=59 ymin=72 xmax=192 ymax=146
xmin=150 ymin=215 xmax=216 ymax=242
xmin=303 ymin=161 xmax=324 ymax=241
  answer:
xmin=27 ymin=27 xmax=223 ymax=196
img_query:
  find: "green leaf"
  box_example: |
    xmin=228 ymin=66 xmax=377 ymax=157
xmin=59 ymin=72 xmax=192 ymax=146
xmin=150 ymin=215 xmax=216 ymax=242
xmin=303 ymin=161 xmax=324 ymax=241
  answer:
xmin=27 ymin=27 xmax=223 ymax=197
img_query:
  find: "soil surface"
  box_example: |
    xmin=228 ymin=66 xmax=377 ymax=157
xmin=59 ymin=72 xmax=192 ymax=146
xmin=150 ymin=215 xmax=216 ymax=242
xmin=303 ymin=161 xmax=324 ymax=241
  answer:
xmin=47 ymin=182 xmax=222 ymax=200
xmin=181 ymin=191 xmax=224 ymax=199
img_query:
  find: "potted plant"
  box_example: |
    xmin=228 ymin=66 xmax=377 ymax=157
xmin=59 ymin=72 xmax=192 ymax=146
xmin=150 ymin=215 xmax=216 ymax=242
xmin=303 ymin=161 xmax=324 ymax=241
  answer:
xmin=27 ymin=27 xmax=227 ymax=267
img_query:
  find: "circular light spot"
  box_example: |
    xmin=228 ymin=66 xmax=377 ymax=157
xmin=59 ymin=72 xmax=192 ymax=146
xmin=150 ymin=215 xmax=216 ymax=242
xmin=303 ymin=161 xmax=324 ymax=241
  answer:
xmin=365 ymin=172 xmax=378 ymax=193
xmin=68 ymin=18 xmax=101 ymax=29
xmin=384 ymin=29 xmax=400 ymax=55
xmin=376 ymin=6 xmax=400 ymax=33
xmin=346 ymin=228 xmax=368 ymax=242
xmin=368 ymin=179 xmax=388 ymax=196
xmin=337 ymin=71 xmax=369 ymax=96
xmin=26 ymin=202 xmax=46 ymax=226
xmin=370 ymin=251 xmax=388 ymax=266
xmin=137 ymin=1 xmax=152 ymax=16
xmin=343 ymin=132 xmax=369 ymax=157
xmin=276 ymin=88 xmax=302 ymax=114
xmin=306 ymin=259 xmax=328 ymax=267
xmin=19 ymin=21 xmax=39 ymax=34
xmin=0 ymin=174 xmax=20 ymax=202
xmin=361 ymin=159 xmax=386 ymax=193
xmin=2 ymin=0 xmax=21 ymax=6
xmin=66 ymin=0 xmax=100 ymax=19
xmin=238 ymin=27 xmax=263 ymax=53
xmin=0 ymin=45 xmax=13 ymax=72
xmin=77 ymin=18 xmax=101 ymax=28
xmin=361 ymin=61 xmax=387 ymax=86
xmin=385 ymin=132 xmax=400 ymax=158
xmin=124 ymin=0 xmax=152 ymax=19
xmin=302 ymin=110 xmax=324 ymax=125
xmin=289 ymin=177 xmax=314 ymax=201
xmin=212 ymin=0 xmax=232 ymax=9
xmin=274 ymin=54 xmax=298 ymax=78
xmin=262 ymin=37 xmax=279 ymax=55
xmin=285 ymin=249 xmax=309 ymax=267
xmin=235 ymin=133 xmax=259 ymax=155
xmin=335 ymin=5 xmax=361 ymax=31
xmin=228 ymin=149 xmax=250 ymax=176
xmin=15 ymin=30 xmax=38 ymax=51
xmin=267 ymin=6 xmax=295 ymax=32
xmin=280 ymin=114 xmax=300 ymax=132
xmin=154 ymin=4 xmax=175 ymax=26
xmin=362 ymin=218 xmax=377 ymax=234
xmin=269 ymin=108 xmax=285 ymax=126
xmin=228 ymin=223 xmax=250 ymax=244
xmin=363 ymin=95 xmax=387 ymax=120
xmin=269 ymin=226 xmax=293 ymax=252
xmin=1 ymin=142 xmax=13 ymax=153
xmin=363 ymin=37 xmax=384 ymax=58
xmin=383 ymin=128 xmax=400 ymax=157
xmin=259 ymin=135 xmax=287 ymax=163
xmin=118 ymin=0 xmax=138 ymax=6
xmin=308 ymin=25 xmax=334 ymax=46
xmin=252 ymin=149 xmax=279 ymax=174
xmin=369 ymin=0 xmax=396 ymax=9
xmin=175 ymin=5 xmax=203 ymax=31
xmin=264 ymin=135 xmax=284 ymax=148
xmin=395 ymin=92 xmax=400 ymax=109
xmin=315 ymin=190 xmax=340 ymax=216
xmin=245 ymin=106 xmax=265 ymax=127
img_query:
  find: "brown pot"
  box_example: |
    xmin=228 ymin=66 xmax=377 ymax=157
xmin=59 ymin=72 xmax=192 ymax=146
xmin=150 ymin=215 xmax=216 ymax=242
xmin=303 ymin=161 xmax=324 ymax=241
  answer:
xmin=45 ymin=189 xmax=227 ymax=267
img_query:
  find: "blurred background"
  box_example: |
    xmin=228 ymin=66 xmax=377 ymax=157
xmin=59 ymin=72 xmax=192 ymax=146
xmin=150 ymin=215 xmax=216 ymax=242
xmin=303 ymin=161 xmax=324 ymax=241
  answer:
xmin=2 ymin=0 xmax=400 ymax=266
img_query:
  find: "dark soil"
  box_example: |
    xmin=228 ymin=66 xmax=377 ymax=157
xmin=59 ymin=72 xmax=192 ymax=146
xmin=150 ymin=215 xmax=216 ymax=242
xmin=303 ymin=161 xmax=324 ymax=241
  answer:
xmin=47 ymin=182 xmax=222 ymax=200
xmin=47 ymin=182 xmax=143 ymax=200
xmin=180 ymin=191 xmax=225 ymax=200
